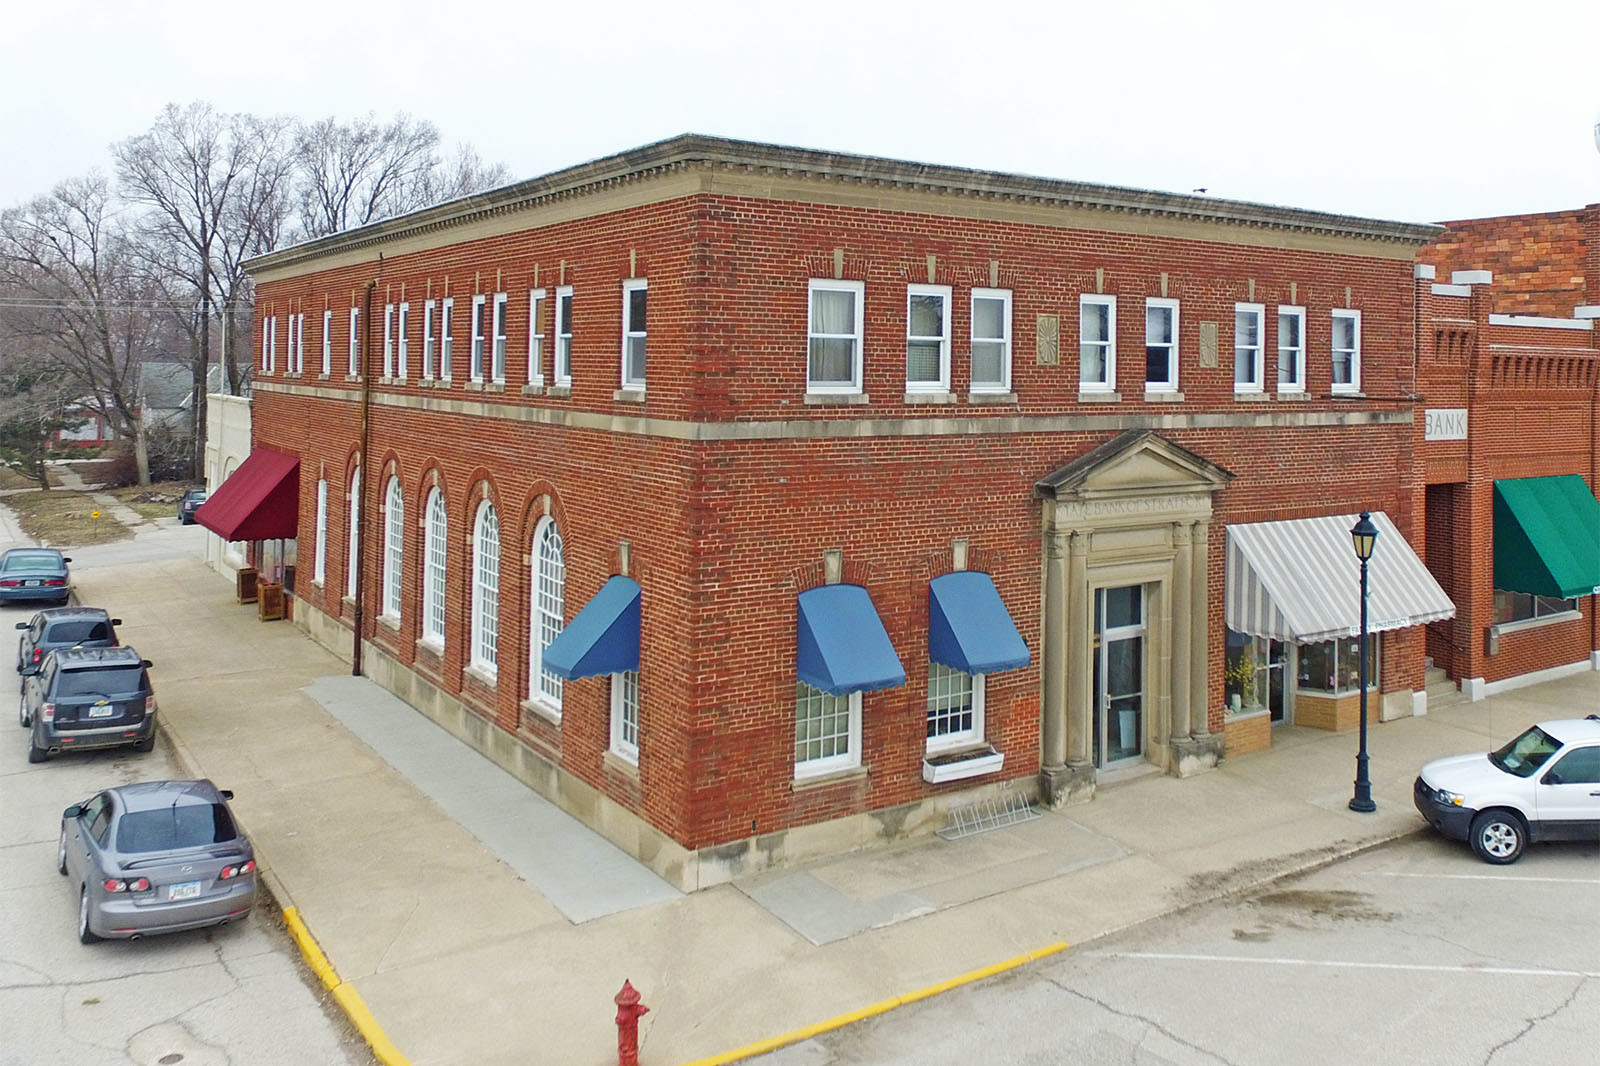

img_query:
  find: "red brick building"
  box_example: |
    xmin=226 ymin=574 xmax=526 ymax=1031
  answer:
xmin=227 ymin=137 xmax=1497 ymax=890
xmin=1413 ymin=205 xmax=1600 ymax=699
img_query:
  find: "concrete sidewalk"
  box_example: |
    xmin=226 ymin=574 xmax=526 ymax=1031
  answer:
xmin=69 ymin=551 xmax=1600 ymax=1066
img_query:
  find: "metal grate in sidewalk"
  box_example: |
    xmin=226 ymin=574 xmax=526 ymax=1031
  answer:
xmin=936 ymin=790 xmax=1040 ymax=840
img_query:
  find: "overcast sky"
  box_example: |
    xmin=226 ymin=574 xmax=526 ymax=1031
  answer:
xmin=3 ymin=0 xmax=1597 ymax=225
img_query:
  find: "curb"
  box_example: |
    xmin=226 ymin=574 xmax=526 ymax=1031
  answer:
xmin=675 ymin=942 xmax=1071 ymax=1066
xmin=158 ymin=718 xmax=411 ymax=1066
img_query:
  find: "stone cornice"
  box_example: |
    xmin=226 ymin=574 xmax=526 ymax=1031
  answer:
xmin=244 ymin=135 xmax=1443 ymax=278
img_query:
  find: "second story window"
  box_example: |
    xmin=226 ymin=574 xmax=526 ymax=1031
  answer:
xmin=422 ymin=300 xmax=436 ymax=379
xmin=554 ymin=286 xmax=574 ymax=385
xmin=970 ymin=288 xmax=1012 ymax=394
xmin=905 ymin=284 xmax=951 ymax=394
xmin=1079 ymin=294 xmax=1116 ymax=393
xmin=348 ymin=307 xmax=359 ymax=377
xmin=807 ymin=279 xmax=864 ymax=394
xmin=621 ymin=279 xmax=647 ymax=389
xmin=396 ymin=302 xmax=409 ymax=380
xmin=1234 ymin=303 xmax=1264 ymax=393
xmin=1278 ymin=305 xmax=1305 ymax=394
xmin=383 ymin=304 xmax=395 ymax=377
xmin=491 ymin=292 xmax=508 ymax=383
xmin=1332 ymin=309 xmax=1361 ymax=394
xmin=1144 ymin=298 xmax=1179 ymax=393
xmin=528 ymin=288 xmax=547 ymax=386
xmin=321 ymin=310 xmax=332 ymax=376
xmin=439 ymin=298 xmax=454 ymax=380
xmin=470 ymin=295 xmax=487 ymax=382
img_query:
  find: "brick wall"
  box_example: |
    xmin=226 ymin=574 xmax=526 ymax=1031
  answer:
xmin=1424 ymin=210 xmax=1589 ymax=316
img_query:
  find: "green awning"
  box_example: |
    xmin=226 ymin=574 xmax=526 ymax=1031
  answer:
xmin=1493 ymin=476 xmax=1600 ymax=599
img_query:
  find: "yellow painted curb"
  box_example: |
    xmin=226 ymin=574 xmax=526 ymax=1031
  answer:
xmin=282 ymin=906 xmax=411 ymax=1066
xmin=676 ymin=941 xmax=1070 ymax=1066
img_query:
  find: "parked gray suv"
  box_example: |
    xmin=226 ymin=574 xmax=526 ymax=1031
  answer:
xmin=23 ymin=647 xmax=156 ymax=762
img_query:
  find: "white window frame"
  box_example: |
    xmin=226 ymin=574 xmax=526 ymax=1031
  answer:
xmin=969 ymin=287 xmax=1013 ymax=395
xmin=382 ymin=476 xmax=403 ymax=619
xmin=439 ymin=297 xmax=453 ymax=381
xmin=422 ymin=300 xmax=436 ymax=379
xmin=925 ymin=664 xmax=986 ymax=754
xmin=1332 ymin=309 xmax=1362 ymax=395
xmin=528 ymin=288 xmax=547 ymax=386
xmin=610 ymin=670 xmax=640 ymax=763
xmin=1234 ymin=302 xmax=1265 ymax=394
xmin=282 ymin=314 xmax=293 ymax=374
xmin=806 ymin=279 xmax=864 ymax=395
xmin=904 ymin=283 xmax=951 ymax=394
xmin=261 ymin=317 xmax=271 ymax=372
xmin=491 ymin=292 xmax=508 ymax=384
xmin=621 ymin=278 xmax=647 ymax=390
xmin=1277 ymin=305 xmax=1306 ymax=394
xmin=348 ymin=308 xmax=360 ymax=377
xmin=529 ymin=516 xmax=564 ymax=713
xmin=286 ymin=314 xmax=300 ymax=374
xmin=1144 ymin=297 xmax=1179 ymax=393
xmin=469 ymin=295 xmax=487 ymax=383
xmin=471 ymin=500 xmax=500 ymax=674
xmin=554 ymin=286 xmax=574 ymax=385
xmin=267 ymin=316 xmax=278 ymax=373
xmin=382 ymin=304 xmax=395 ymax=377
xmin=794 ymin=684 xmax=862 ymax=779
xmin=297 ymin=313 xmax=307 ymax=373
xmin=313 ymin=478 xmax=328 ymax=585
xmin=346 ymin=468 xmax=360 ymax=596
xmin=1078 ymin=294 xmax=1116 ymax=392
xmin=321 ymin=309 xmax=333 ymax=376
xmin=421 ymin=487 xmax=446 ymax=648
xmin=396 ymin=302 xmax=409 ymax=380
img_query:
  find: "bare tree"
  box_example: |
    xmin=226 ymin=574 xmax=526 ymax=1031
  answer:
xmin=114 ymin=102 xmax=294 ymax=474
xmin=0 ymin=174 xmax=164 ymax=484
xmin=293 ymin=113 xmax=511 ymax=239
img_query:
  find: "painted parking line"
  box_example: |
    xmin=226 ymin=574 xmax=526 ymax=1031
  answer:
xmin=1378 ymin=871 xmax=1600 ymax=885
xmin=1089 ymin=952 xmax=1600 ymax=979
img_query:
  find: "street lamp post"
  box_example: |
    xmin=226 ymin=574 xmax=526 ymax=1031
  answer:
xmin=1349 ymin=511 xmax=1378 ymax=813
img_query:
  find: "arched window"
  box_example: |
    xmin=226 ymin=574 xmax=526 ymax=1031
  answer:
xmin=530 ymin=517 xmax=564 ymax=709
xmin=346 ymin=467 xmax=360 ymax=597
xmin=312 ymin=479 xmax=328 ymax=585
xmin=382 ymin=477 xmax=404 ymax=618
xmin=422 ymin=488 xmax=447 ymax=647
xmin=471 ymin=500 xmax=500 ymax=673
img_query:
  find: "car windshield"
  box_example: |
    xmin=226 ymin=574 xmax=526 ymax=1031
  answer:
xmin=116 ymin=803 xmax=237 ymax=853
xmin=45 ymin=621 xmax=111 ymax=644
xmin=3 ymin=552 xmax=60 ymax=573
xmin=55 ymin=665 xmax=145 ymax=697
xmin=1488 ymin=725 xmax=1563 ymax=778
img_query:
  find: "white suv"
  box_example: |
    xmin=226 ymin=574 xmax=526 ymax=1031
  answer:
xmin=1414 ymin=716 xmax=1600 ymax=864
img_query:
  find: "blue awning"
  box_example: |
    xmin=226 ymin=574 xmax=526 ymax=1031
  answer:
xmin=542 ymin=576 xmax=641 ymax=680
xmin=928 ymin=571 xmax=1031 ymax=674
xmin=796 ymin=584 xmax=906 ymax=696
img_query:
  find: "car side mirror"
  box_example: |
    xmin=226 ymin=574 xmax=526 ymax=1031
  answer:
xmin=61 ymin=557 xmax=72 ymax=564
xmin=15 ymin=622 xmax=26 ymax=630
xmin=111 ymin=619 xmax=122 ymax=626
xmin=63 ymin=805 xmax=82 ymax=819
xmin=141 ymin=659 xmax=153 ymax=669
xmin=219 ymin=789 xmax=234 ymax=801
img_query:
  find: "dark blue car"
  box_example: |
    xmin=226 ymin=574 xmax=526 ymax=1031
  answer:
xmin=0 ymin=548 xmax=72 ymax=606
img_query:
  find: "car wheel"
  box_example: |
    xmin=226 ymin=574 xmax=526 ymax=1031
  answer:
xmin=1470 ymin=810 xmax=1526 ymax=864
xmin=19 ymin=693 xmax=29 ymax=728
xmin=27 ymin=737 xmax=47 ymax=763
xmin=77 ymin=888 xmax=100 ymax=944
xmin=57 ymin=825 xmax=68 ymax=875
xmin=133 ymin=735 xmax=155 ymax=754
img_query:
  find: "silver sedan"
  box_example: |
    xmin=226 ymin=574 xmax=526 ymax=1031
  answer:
xmin=58 ymin=778 xmax=257 ymax=942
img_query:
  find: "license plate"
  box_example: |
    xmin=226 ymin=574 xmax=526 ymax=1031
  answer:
xmin=24 ymin=579 xmax=39 ymax=587
xmin=169 ymin=881 xmax=201 ymax=901
xmin=88 ymin=704 xmax=114 ymax=719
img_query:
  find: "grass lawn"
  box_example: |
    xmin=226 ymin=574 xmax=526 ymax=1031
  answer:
xmin=106 ymin=481 xmax=193 ymax=521
xmin=4 ymin=490 xmax=133 ymax=547
xmin=0 ymin=468 xmax=56 ymax=491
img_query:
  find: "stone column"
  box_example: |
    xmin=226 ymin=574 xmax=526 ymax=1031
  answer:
xmin=1170 ymin=521 xmax=1193 ymax=740
xmin=1066 ymin=531 xmax=1092 ymax=767
xmin=1190 ymin=519 xmax=1212 ymax=739
xmin=1040 ymin=527 xmax=1069 ymax=771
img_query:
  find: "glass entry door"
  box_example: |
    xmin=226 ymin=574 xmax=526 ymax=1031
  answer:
xmin=1093 ymin=585 xmax=1145 ymax=768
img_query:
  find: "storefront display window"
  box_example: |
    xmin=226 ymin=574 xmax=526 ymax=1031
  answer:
xmin=1492 ymin=590 xmax=1576 ymax=624
xmin=1298 ymin=635 xmax=1377 ymax=695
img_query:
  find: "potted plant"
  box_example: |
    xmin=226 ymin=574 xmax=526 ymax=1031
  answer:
xmin=1224 ymin=655 xmax=1257 ymax=713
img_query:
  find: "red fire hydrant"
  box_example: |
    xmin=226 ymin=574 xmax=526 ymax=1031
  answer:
xmin=615 ymin=979 xmax=650 ymax=1066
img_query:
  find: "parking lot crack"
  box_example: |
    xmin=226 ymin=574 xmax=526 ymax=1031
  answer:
xmin=1046 ymin=975 xmax=1240 ymax=1066
xmin=1482 ymin=976 xmax=1590 ymax=1066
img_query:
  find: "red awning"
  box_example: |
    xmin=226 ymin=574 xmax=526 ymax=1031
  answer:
xmin=195 ymin=449 xmax=300 ymax=541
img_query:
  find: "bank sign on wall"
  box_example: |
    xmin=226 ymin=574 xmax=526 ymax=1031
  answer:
xmin=1425 ymin=408 xmax=1468 ymax=441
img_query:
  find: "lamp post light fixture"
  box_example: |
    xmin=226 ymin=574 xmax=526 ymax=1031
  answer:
xmin=1349 ymin=511 xmax=1379 ymax=813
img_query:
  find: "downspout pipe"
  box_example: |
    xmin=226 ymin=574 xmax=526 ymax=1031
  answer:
xmin=352 ymin=258 xmax=381 ymax=676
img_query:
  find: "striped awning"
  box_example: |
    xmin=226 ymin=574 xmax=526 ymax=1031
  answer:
xmin=1226 ymin=512 xmax=1455 ymax=644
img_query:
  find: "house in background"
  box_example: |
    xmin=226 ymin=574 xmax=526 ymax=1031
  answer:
xmin=225 ymin=136 xmax=1480 ymax=891
xmin=139 ymin=362 xmax=225 ymax=438
xmin=52 ymin=399 xmax=113 ymax=448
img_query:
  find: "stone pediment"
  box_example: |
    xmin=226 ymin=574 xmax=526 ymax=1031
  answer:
xmin=1036 ymin=430 xmax=1233 ymax=503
